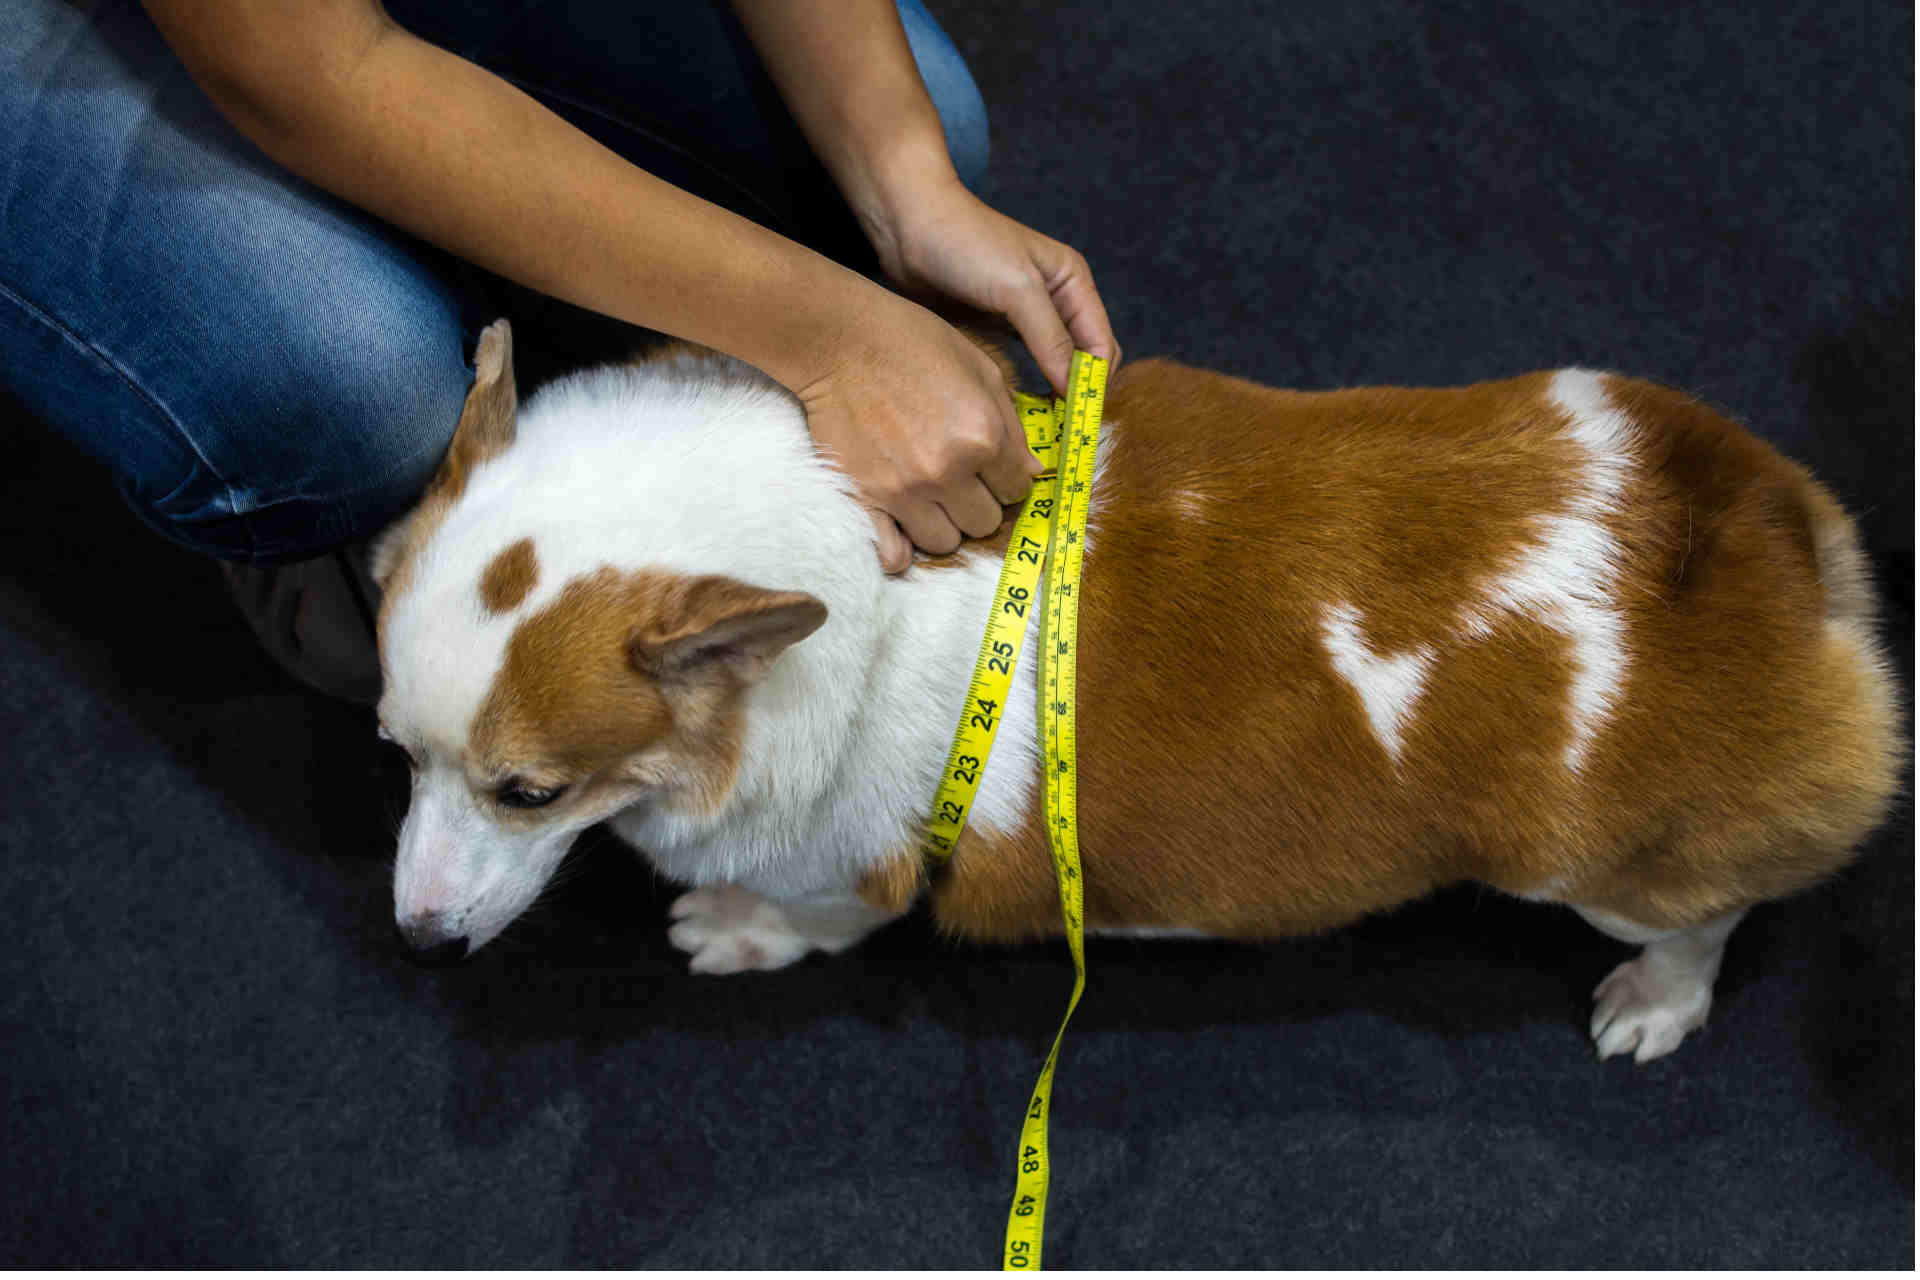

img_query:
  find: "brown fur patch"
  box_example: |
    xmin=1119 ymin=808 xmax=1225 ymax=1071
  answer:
xmin=856 ymin=852 xmax=929 ymax=914
xmin=470 ymin=567 xmax=683 ymax=791
xmin=925 ymin=362 xmax=1901 ymax=942
xmin=478 ymin=538 xmax=539 ymax=614
xmin=468 ymin=566 xmax=824 ymax=819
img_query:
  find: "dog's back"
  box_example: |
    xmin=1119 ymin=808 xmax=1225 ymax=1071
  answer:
xmin=929 ymin=361 xmax=1902 ymax=941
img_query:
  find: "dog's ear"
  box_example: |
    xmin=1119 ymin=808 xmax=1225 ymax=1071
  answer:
xmin=629 ymin=575 xmax=827 ymax=687
xmin=368 ymin=320 xmax=518 ymax=593
xmin=434 ymin=319 xmax=518 ymax=500
xmin=368 ymin=518 xmax=410 ymax=592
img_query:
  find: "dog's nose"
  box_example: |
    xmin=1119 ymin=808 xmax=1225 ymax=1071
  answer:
xmin=395 ymin=919 xmax=470 ymax=967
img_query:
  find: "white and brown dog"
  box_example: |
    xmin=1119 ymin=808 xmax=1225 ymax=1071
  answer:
xmin=372 ymin=320 xmax=1899 ymax=1063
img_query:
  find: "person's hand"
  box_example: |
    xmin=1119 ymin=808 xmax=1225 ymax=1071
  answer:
xmin=862 ymin=172 xmax=1120 ymax=396
xmin=794 ymin=290 xmax=1041 ymax=573
xmin=722 ymin=4 xmax=1117 ymax=570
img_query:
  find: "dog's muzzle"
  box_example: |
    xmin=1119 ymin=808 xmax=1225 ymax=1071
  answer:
xmin=395 ymin=917 xmax=470 ymax=967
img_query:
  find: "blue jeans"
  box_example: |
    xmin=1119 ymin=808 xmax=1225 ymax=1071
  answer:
xmin=0 ymin=0 xmax=989 ymax=563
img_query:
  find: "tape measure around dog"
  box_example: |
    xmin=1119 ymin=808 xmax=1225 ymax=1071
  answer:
xmin=921 ymin=351 xmax=1107 ymax=1271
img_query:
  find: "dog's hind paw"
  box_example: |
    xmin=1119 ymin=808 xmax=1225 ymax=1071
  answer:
xmin=667 ymin=885 xmax=815 ymax=974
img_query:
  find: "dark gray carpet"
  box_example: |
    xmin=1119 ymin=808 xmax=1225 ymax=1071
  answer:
xmin=2 ymin=0 xmax=1910 ymax=1266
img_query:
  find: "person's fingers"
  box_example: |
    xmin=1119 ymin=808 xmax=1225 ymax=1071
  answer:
xmin=797 ymin=285 xmax=1072 ymax=570
xmin=1018 ymin=235 xmax=1117 ymax=376
xmin=889 ymin=493 xmax=965 ymax=559
xmin=979 ymin=382 xmax=1041 ymax=504
xmin=866 ymin=508 xmax=913 ymax=574
xmin=940 ymin=476 xmax=1007 ymax=540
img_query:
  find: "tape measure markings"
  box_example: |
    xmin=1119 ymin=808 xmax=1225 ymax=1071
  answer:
xmin=918 ymin=353 xmax=1108 ymax=1271
xmin=1002 ymin=351 xmax=1105 ymax=1271
xmin=921 ymin=391 xmax=1064 ymax=865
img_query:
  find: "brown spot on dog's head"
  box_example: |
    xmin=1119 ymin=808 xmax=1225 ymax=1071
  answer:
xmin=469 ymin=567 xmax=827 ymax=816
xmin=479 ymin=538 xmax=539 ymax=615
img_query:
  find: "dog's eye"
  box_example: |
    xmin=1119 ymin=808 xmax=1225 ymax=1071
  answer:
xmin=497 ymin=780 xmax=567 ymax=810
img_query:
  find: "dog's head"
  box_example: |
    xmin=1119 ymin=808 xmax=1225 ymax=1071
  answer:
xmin=370 ymin=321 xmax=826 ymax=962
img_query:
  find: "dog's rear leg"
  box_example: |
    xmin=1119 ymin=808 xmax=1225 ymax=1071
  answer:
xmin=666 ymin=884 xmax=903 ymax=974
xmin=1575 ymin=904 xmax=1748 ymax=1063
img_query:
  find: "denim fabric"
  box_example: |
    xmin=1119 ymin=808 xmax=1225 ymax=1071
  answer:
xmin=0 ymin=0 xmax=989 ymax=562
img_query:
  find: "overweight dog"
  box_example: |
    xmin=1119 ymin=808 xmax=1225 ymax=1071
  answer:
xmin=372 ymin=320 xmax=1898 ymax=1063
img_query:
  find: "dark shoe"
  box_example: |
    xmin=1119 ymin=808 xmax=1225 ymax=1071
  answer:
xmin=222 ymin=549 xmax=382 ymax=706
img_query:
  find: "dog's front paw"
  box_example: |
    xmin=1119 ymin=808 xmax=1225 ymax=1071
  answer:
xmin=667 ymin=885 xmax=814 ymax=975
xmin=1589 ymin=955 xmax=1712 ymax=1063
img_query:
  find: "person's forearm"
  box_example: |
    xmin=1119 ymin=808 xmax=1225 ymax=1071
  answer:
xmin=142 ymin=1 xmax=875 ymax=392
xmin=728 ymin=0 xmax=960 ymax=244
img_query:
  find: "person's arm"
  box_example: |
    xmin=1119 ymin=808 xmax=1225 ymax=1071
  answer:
xmin=730 ymin=0 xmax=1120 ymax=394
xmin=140 ymin=0 xmax=1029 ymax=567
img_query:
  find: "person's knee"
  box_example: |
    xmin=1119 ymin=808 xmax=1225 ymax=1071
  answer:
xmin=897 ymin=0 xmax=991 ymax=192
xmin=1 ymin=0 xmax=473 ymax=566
xmin=130 ymin=277 xmax=470 ymax=565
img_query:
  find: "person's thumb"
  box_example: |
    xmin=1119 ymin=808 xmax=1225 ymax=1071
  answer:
xmin=1003 ymin=278 xmax=1077 ymax=396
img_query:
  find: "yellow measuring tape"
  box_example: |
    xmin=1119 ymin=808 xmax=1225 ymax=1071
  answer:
xmin=922 ymin=351 xmax=1108 ymax=1271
